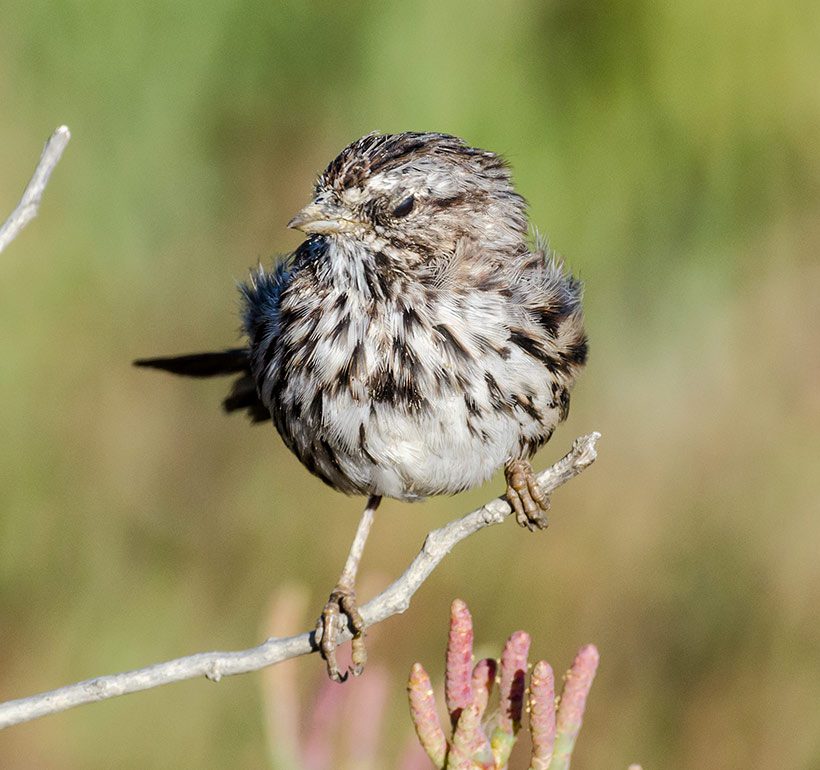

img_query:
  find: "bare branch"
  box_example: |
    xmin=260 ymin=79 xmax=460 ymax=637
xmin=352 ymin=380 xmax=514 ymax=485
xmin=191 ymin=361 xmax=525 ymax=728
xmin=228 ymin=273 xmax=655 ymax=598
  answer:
xmin=0 ymin=126 xmax=71 ymax=254
xmin=0 ymin=432 xmax=600 ymax=730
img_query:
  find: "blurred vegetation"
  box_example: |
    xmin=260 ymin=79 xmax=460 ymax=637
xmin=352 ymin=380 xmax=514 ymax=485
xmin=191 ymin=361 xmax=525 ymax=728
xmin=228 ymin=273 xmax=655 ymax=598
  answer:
xmin=1 ymin=0 xmax=818 ymax=767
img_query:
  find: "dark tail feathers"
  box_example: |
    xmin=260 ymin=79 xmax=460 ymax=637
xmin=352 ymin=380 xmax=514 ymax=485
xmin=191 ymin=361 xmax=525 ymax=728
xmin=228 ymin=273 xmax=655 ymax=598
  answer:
xmin=134 ymin=348 xmax=249 ymax=377
xmin=134 ymin=348 xmax=269 ymax=423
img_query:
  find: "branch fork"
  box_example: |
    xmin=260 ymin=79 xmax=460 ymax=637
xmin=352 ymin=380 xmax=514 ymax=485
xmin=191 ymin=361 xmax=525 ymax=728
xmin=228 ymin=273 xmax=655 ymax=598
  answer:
xmin=0 ymin=432 xmax=599 ymax=730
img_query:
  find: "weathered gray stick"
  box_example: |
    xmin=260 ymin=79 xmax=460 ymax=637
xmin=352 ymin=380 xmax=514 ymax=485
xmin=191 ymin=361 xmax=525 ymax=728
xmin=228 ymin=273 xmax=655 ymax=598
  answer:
xmin=0 ymin=125 xmax=71 ymax=254
xmin=0 ymin=432 xmax=599 ymax=730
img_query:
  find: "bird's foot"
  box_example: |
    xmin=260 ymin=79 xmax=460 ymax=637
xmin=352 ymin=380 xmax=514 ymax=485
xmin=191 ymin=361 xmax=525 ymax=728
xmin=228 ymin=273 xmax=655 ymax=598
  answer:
xmin=316 ymin=584 xmax=367 ymax=682
xmin=505 ymin=458 xmax=551 ymax=531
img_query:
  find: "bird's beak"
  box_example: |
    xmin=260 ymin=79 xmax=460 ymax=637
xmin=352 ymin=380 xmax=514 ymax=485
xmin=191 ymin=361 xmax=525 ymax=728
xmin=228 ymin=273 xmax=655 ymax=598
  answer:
xmin=287 ymin=200 xmax=357 ymax=235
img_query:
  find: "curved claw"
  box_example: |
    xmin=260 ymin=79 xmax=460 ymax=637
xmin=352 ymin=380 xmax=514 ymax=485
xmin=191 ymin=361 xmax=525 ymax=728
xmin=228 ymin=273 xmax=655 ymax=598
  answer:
xmin=317 ymin=586 xmax=367 ymax=682
xmin=505 ymin=459 xmax=551 ymax=531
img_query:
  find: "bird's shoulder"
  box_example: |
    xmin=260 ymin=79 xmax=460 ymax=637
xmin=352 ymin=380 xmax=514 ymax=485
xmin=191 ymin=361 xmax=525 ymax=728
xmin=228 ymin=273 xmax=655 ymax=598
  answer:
xmin=428 ymin=236 xmax=583 ymax=318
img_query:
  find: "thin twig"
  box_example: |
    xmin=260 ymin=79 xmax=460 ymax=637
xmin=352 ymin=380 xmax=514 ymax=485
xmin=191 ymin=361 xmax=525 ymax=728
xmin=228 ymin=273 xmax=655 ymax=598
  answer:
xmin=0 ymin=125 xmax=71 ymax=254
xmin=0 ymin=432 xmax=600 ymax=730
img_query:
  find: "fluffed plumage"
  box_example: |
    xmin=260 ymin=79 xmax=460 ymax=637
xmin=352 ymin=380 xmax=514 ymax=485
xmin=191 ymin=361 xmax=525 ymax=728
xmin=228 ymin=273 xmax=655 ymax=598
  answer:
xmin=138 ymin=131 xmax=587 ymax=504
xmin=137 ymin=131 xmax=588 ymax=680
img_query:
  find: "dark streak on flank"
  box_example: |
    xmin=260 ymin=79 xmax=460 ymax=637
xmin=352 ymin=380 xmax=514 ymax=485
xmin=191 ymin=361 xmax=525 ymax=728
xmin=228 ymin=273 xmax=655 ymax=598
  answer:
xmin=336 ymin=342 xmax=364 ymax=393
xmin=403 ymin=306 xmax=422 ymax=334
xmin=320 ymin=439 xmax=344 ymax=475
xmin=288 ymin=398 xmax=301 ymax=421
xmin=370 ymin=367 xmax=428 ymax=411
xmin=566 ymin=338 xmax=588 ymax=367
xmin=296 ymin=313 xmax=321 ymax=362
xmin=475 ymin=274 xmax=502 ymax=293
xmin=369 ymin=368 xmax=396 ymax=405
xmin=308 ymin=391 xmax=323 ymax=425
xmin=371 ymin=251 xmax=395 ymax=298
xmin=484 ymin=372 xmax=513 ymax=414
xmin=557 ymin=387 xmax=571 ymax=420
xmin=464 ymin=393 xmax=482 ymax=417
xmin=475 ymin=335 xmax=511 ymax=361
xmin=508 ymin=329 xmax=563 ymax=373
xmin=362 ymin=264 xmax=382 ymax=301
xmin=400 ymin=381 xmax=429 ymax=412
xmin=513 ymin=394 xmax=541 ymax=421
xmin=434 ymin=324 xmax=471 ymax=361
xmin=376 ymin=269 xmax=391 ymax=298
xmin=331 ymin=292 xmax=347 ymax=313
xmin=374 ymin=250 xmax=392 ymax=272
xmin=520 ymin=430 xmax=551 ymax=459
xmin=267 ymin=371 xmax=286 ymax=411
xmin=453 ymin=370 xmax=472 ymax=394
xmin=330 ymin=313 xmax=350 ymax=343
xmin=359 ymin=423 xmax=377 ymax=464
xmin=430 ymin=365 xmax=455 ymax=397
xmin=392 ymin=337 xmax=420 ymax=377
xmin=533 ymin=306 xmax=561 ymax=337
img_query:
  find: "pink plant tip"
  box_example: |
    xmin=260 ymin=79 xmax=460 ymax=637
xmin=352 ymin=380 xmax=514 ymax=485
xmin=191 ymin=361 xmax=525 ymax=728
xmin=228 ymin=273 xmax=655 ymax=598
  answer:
xmin=471 ymin=657 xmax=497 ymax=719
xmin=407 ymin=603 xmax=610 ymax=770
xmin=529 ymin=660 xmax=556 ymax=769
xmin=498 ymin=630 xmax=531 ymax=734
xmin=445 ymin=599 xmax=475 ymax=726
xmin=407 ymin=662 xmax=447 ymax=768
xmin=551 ymin=644 xmax=600 ymax=769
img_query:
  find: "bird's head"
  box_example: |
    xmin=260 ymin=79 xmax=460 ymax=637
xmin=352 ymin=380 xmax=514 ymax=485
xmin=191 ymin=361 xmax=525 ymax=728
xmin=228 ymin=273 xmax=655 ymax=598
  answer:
xmin=287 ymin=132 xmax=528 ymax=262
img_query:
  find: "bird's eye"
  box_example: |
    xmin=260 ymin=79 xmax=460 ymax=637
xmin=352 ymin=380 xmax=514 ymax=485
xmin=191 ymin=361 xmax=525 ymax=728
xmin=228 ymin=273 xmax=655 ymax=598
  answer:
xmin=392 ymin=195 xmax=415 ymax=218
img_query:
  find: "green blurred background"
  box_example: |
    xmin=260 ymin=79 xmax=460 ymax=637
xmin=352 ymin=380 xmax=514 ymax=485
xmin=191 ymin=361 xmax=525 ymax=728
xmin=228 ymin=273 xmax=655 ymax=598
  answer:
xmin=1 ymin=1 xmax=818 ymax=767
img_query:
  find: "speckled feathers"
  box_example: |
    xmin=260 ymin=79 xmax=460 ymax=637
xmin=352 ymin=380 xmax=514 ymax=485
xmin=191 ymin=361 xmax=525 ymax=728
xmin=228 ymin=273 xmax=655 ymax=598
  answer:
xmin=240 ymin=132 xmax=587 ymax=500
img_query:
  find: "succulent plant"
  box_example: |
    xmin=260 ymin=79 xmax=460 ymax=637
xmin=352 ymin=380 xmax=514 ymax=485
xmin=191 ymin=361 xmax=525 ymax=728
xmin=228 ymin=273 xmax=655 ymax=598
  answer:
xmin=407 ymin=599 xmax=601 ymax=770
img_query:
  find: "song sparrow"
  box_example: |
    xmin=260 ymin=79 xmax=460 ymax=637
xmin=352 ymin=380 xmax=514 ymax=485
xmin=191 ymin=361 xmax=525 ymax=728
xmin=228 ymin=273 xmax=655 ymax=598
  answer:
xmin=136 ymin=132 xmax=587 ymax=681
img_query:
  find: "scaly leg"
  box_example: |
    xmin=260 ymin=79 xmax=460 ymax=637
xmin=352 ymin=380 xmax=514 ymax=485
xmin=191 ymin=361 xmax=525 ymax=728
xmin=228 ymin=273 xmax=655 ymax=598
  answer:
xmin=317 ymin=495 xmax=381 ymax=682
xmin=505 ymin=458 xmax=550 ymax=531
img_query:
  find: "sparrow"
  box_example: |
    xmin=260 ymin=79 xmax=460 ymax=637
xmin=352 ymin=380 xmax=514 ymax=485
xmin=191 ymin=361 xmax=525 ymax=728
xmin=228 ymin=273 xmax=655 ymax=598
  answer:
xmin=136 ymin=131 xmax=587 ymax=681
